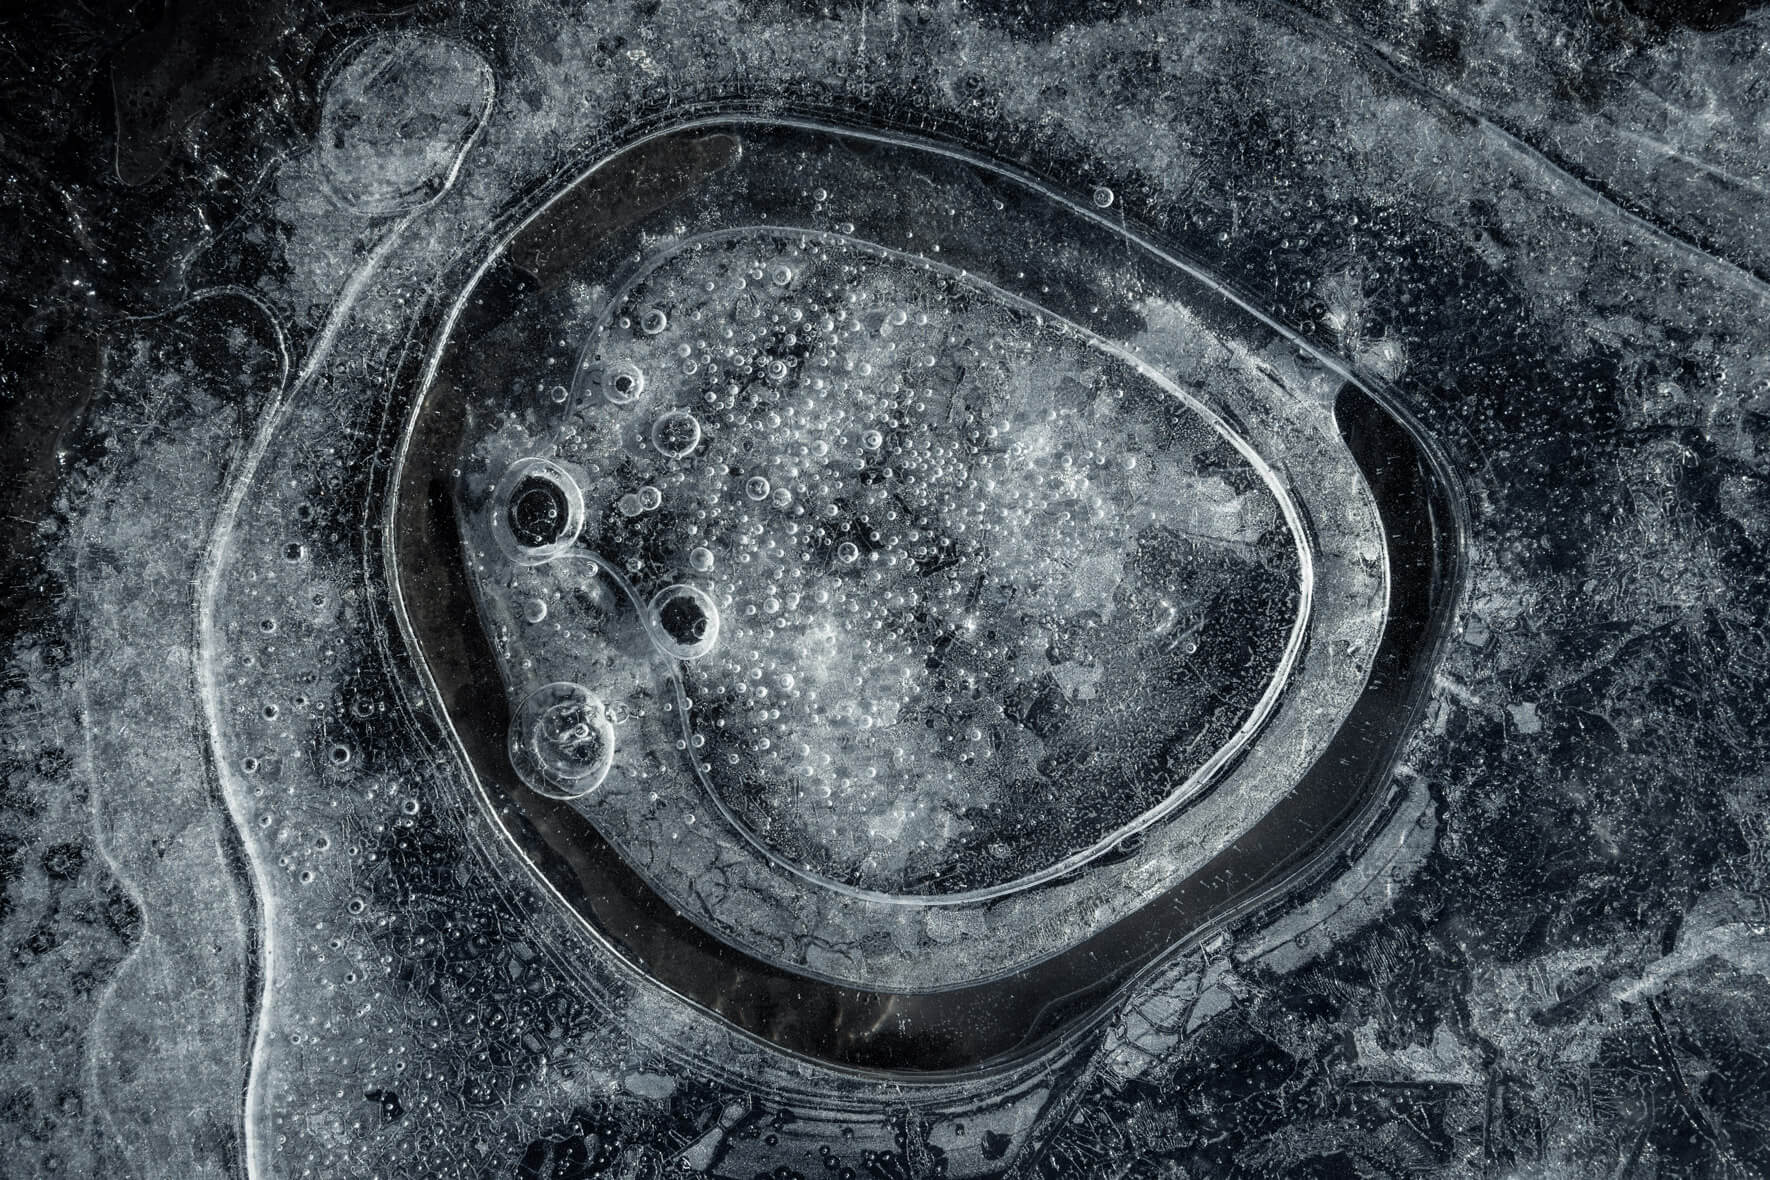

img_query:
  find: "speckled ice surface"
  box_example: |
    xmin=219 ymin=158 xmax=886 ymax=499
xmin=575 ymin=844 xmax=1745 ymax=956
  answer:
xmin=4 ymin=1 xmax=1770 ymax=1177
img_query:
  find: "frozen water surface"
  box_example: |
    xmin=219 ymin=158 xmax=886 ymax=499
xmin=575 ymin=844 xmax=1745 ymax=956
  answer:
xmin=5 ymin=2 xmax=1770 ymax=1178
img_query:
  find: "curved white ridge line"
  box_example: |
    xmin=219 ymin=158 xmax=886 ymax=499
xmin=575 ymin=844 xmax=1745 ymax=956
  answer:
xmin=74 ymin=285 xmax=290 ymax=1180
xmin=196 ymin=218 xmax=421 ymax=1180
xmin=1256 ymin=0 xmax=1770 ymax=310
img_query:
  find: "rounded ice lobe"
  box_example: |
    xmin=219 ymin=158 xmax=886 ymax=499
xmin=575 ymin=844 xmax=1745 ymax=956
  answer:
xmin=425 ymin=122 xmax=1410 ymax=998
xmin=557 ymin=231 xmax=1307 ymax=895
xmin=317 ymin=34 xmax=493 ymax=215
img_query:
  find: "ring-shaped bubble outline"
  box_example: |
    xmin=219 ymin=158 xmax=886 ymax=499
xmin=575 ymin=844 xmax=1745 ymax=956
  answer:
xmin=557 ymin=225 xmax=1319 ymax=907
xmin=647 ymin=407 xmax=703 ymax=458
xmin=596 ymin=358 xmax=646 ymax=404
xmin=645 ymin=582 xmax=722 ymax=661
xmin=489 ymin=456 xmax=585 ymax=565
xmin=510 ymin=681 xmax=617 ymax=798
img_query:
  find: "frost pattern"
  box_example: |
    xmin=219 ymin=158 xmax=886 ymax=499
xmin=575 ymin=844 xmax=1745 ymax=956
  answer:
xmin=8 ymin=1 xmax=1766 ymax=1177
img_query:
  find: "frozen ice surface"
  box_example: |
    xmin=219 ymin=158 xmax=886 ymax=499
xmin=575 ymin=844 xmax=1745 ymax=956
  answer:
xmin=528 ymin=231 xmax=1302 ymax=895
xmin=2 ymin=1 xmax=1769 ymax=1177
xmin=430 ymin=122 xmax=1392 ymax=988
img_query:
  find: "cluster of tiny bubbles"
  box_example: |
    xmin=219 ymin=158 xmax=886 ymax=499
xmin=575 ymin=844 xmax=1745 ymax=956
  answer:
xmin=545 ymin=227 xmax=1300 ymax=888
xmin=570 ymin=236 xmax=1039 ymax=860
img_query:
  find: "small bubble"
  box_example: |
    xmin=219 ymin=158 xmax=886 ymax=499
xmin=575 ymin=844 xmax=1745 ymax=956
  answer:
xmin=1092 ymin=185 xmax=1115 ymax=209
xmin=651 ymin=410 xmax=702 ymax=458
xmin=618 ymin=493 xmax=644 ymax=517
xmin=638 ymin=485 xmax=662 ymax=511
xmin=400 ymin=797 xmax=420 ymax=816
xmin=329 ymin=744 xmax=352 ymax=767
xmin=548 ymin=384 xmax=569 ymax=404
xmin=523 ymin=598 xmax=549 ymax=624
xmin=648 ymin=583 xmax=721 ymax=661
xmin=603 ymin=361 xmax=645 ymax=404
xmin=837 ymin=541 xmax=860 ymax=564
xmin=689 ymin=546 xmax=715 ymax=572
xmin=861 ymin=430 xmax=883 ymax=450
xmin=640 ymin=307 xmax=669 ymax=335
xmin=745 ymin=476 xmax=772 ymax=500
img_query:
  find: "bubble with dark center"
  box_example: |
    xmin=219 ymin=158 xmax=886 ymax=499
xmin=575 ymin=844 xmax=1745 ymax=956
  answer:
xmin=507 ymin=476 xmax=569 ymax=548
xmin=648 ymin=584 xmax=720 ymax=660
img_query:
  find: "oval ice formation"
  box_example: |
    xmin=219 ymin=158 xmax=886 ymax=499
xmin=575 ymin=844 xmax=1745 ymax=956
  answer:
xmin=430 ymin=122 xmax=1390 ymax=993
xmin=317 ymin=34 xmax=494 ymax=215
xmin=555 ymin=231 xmax=1307 ymax=896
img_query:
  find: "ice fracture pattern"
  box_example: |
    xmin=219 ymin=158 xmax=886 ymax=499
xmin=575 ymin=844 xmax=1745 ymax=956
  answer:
xmin=3 ymin=1 xmax=1769 ymax=1178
